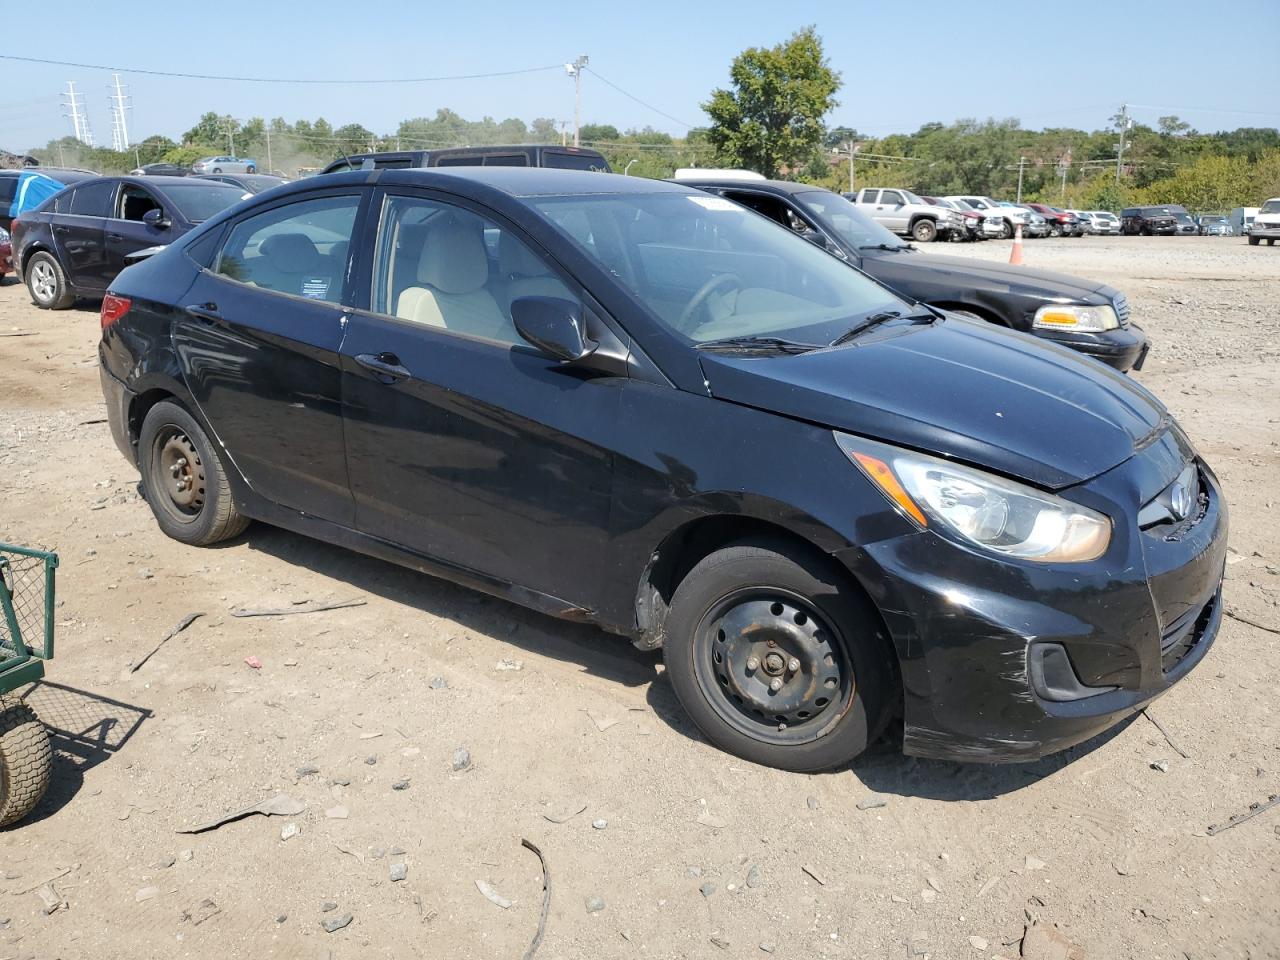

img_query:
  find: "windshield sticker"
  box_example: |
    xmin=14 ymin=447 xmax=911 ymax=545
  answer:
xmin=688 ymin=196 xmax=740 ymax=212
xmin=301 ymin=277 xmax=332 ymax=300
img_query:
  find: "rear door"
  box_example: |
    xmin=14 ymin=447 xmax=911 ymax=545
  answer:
xmin=338 ymin=187 xmax=618 ymax=604
xmin=174 ymin=188 xmax=367 ymax=524
xmin=59 ymin=179 xmax=116 ymax=293
xmin=104 ymin=183 xmax=171 ymax=282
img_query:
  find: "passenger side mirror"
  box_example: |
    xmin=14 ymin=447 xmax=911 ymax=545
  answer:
xmin=143 ymin=208 xmax=170 ymax=229
xmin=511 ymin=296 xmax=596 ymax=362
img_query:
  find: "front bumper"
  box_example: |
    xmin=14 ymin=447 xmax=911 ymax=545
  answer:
xmin=1251 ymin=223 xmax=1280 ymax=239
xmin=99 ymin=362 xmax=137 ymax=466
xmin=1034 ymin=322 xmax=1149 ymax=372
xmin=836 ymin=436 xmax=1227 ymax=762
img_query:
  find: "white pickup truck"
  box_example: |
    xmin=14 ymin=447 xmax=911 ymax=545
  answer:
xmin=1248 ymin=198 xmax=1280 ymax=245
xmin=943 ymin=196 xmax=1031 ymax=239
xmin=848 ymin=187 xmax=961 ymax=242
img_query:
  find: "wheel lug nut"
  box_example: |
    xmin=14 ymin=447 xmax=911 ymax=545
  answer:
xmin=787 ymin=658 xmax=800 ymax=673
xmin=768 ymin=677 xmax=783 ymax=692
xmin=745 ymin=657 xmax=760 ymax=672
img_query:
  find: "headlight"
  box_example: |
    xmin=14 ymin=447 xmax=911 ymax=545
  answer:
xmin=835 ymin=434 xmax=1111 ymax=562
xmin=1032 ymin=303 xmax=1119 ymax=332
xmin=0 ymin=227 xmax=9 ymax=242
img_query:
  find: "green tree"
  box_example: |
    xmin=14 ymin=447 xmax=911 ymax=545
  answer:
xmin=703 ymin=26 xmax=840 ymax=177
xmin=579 ymin=123 xmax=621 ymax=142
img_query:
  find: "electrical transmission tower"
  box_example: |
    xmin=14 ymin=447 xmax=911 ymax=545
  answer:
xmin=108 ymin=74 xmax=132 ymax=152
xmin=62 ymin=81 xmax=95 ymax=146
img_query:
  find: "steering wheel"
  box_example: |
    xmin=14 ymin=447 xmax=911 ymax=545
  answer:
xmin=677 ymin=273 xmax=743 ymax=334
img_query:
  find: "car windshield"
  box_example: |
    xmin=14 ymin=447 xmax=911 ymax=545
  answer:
xmin=159 ymin=182 xmax=249 ymax=222
xmin=236 ymin=175 xmax=289 ymax=193
xmin=792 ymin=190 xmax=910 ymax=251
xmin=531 ymin=190 xmax=908 ymax=345
xmin=1261 ymin=200 xmax=1280 ymax=214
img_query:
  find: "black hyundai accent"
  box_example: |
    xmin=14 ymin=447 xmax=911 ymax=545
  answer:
xmin=98 ymin=168 xmax=1227 ymax=771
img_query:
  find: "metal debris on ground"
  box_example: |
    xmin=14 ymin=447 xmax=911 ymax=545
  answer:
xmin=296 ymin=763 xmax=320 ymax=777
xmin=1206 ymin=793 xmax=1280 ymax=836
xmin=583 ymin=708 xmax=620 ymax=732
xmin=389 ymin=862 xmax=407 ymax=882
xmin=231 ymin=597 xmax=367 ymax=618
xmin=1225 ymin=607 xmax=1280 ymax=635
xmin=392 ymin=779 xmax=410 ymax=791
xmin=543 ymin=799 xmax=588 ymax=824
xmin=1024 ymin=855 xmax=1046 ymax=871
xmin=592 ymin=818 xmax=607 ymax=829
xmin=180 ymin=898 xmax=220 ymax=926
xmin=801 ymin=864 xmax=827 ymax=886
xmin=521 ymin=838 xmax=552 ymax=960
xmin=325 ymin=805 xmax=350 ymax=820
xmin=1142 ymin=708 xmax=1190 ymax=759
xmin=130 ymin=612 xmax=203 ymax=672
xmin=280 ymin=823 xmax=300 ymax=841
xmin=495 ymin=658 xmax=524 ymax=671
xmin=699 ymin=880 xmax=716 ymax=897
xmin=452 ymin=748 xmax=472 ymax=772
xmin=476 ymin=879 xmax=513 ymax=909
xmin=710 ymin=933 xmax=730 ymax=949
xmin=177 ymin=793 xmax=305 ymax=833
xmin=36 ymin=883 xmax=65 ymax=914
xmin=805 ymin=795 xmax=819 ymax=810
xmin=1150 ymin=759 xmax=1170 ymax=773
xmin=428 ymin=676 xmax=448 ymax=689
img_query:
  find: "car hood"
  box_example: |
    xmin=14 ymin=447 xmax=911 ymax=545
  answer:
xmin=698 ymin=317 xmax=1167 ymax=490
xmin=867 ymin=249 xmax=1111 ymax=301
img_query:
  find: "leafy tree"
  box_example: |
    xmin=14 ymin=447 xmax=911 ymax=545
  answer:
xmin=579 ymin=123 xmax=621 ymax=142
xmin=1157 ymin=115 xmax=1192 ymax=137
xmin=704 ymin=26 xmax=841 ymax=177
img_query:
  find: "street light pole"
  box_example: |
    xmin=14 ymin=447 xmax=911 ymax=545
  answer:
xmin=624 ymin=159 xmax=637 ymax=176
xmin=565 ymin=55 xmax=589 ymax=147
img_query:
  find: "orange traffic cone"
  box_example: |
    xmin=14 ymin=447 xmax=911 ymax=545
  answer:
xmin=1009 ymin=223 xmax=1024 ymax=265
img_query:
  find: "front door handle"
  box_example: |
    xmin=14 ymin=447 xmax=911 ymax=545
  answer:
xmin=106 ymin=232 xmax=124 ymax=242
xmin=184 ymin=302 xmax=222 ymax=323
xmin=355 ymin=352 xmax=411 ymax=383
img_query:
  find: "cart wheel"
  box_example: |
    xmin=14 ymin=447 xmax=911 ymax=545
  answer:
xmin=0 ymin=698 xmax=52 ymax=828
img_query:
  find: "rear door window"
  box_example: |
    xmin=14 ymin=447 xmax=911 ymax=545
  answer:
xmin=482 ymin=154 xmax=529 ymax=167
xmin=214 ymin=194 xmax=361 ymax=303
xmin=69 ymin=180 xmax=117 ymax=218
xmin=542 ymin=151 xmax=608 ymax=171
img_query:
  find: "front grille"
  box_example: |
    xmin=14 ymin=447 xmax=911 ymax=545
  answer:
xmin=1161 ymin=592 xmax=1217 ymax=673
xmin=1112 ymin=291 xmax=1130 ymax=326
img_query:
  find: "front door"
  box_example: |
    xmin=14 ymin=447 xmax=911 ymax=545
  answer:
xmin=104 ymin=184 xmax=173 ymax=281
xmin=339 ymin=189 xmax=618 ymax=606
xmin=875 ymin=190 xmax=907 ymax=232
xmin=174 ymin=190 xmax=366 ymax=524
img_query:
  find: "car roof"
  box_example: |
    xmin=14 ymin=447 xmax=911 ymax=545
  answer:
xmin=362 ymin=166 xmax=690 ymax=197
xmin=664 ymin=176 xmax=827 ymax=197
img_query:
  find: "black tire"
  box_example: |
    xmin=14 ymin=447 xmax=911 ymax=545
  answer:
xmin=245 ymin=166 xmax=256 ymax=174
xmin=24 ymin=251 xmax=75 ymax=310
xmin=1248 ymin=235 xmax=1260 ymax=246
xmin=1049 ymin=225 xmax=1062 ymax=238
xmin=911 ymin=219 xmax=938 ymax=243
xmin=211 ymin=167 xmax=223 ymax=174
xmin=138 ymin=400 xmax=249 ymax=546
xmin=662 ymin=537 xmax=895 ymax=772
xmin=0 ymin=699 xmax=51 ymax=828
xmin=999 ymin=220 xmax=1014 ymax=240
xmin=1269 ymin=239 xmax=1276 ymax=246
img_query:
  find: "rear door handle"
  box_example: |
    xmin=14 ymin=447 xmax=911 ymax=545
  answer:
xmin=106 ymin=232 xmax=124 ymax=242
xmin=355 ymin=352 xmax=411 ymax=383
xmin=184 ymin=302 xmax=222 ymax=323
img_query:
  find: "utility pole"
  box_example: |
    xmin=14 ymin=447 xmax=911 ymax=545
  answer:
xmin=1015 ymin=156 xmax=1027 ymax=203
xmin=225 ymin=118 xmax=236 ymax=156
xmin=266 ymin=128 xmax=272 ymax=173
xmin=62 ymin=81 xmax=94 ymax=146
xmin=107 ymin=73 xmax=131 ymax=152
xmin=1058 ymin=150 xmax=1070 ymax=202
xmin=1115 ymin=104 xmax=1130 ymax=184
xmin=565 ymin=55 xmax=589 ymax=147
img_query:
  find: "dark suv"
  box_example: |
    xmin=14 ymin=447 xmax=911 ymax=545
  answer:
xmin=1121 ymin=206 xmax=1178 ymax=236
xmin=320 ymin=144 xmax=611 ymax=175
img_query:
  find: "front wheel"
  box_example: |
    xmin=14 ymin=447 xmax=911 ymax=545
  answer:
xmin=999 ymin=220 xmax=1014 ymax=240
xmin=0 ymin=699 xmax=52 ymax=828
xmin=911 ymin=219 xmax=938 ymax=243
xmin=1248 ymin=235 xmax=1260 ymax=245
xmin=1049 ymin=225 xmax=1062 ymax=237
xmin=25 ymin=252 xmax=75 ymax=310
xmin=662 ymin=538 xmax=894 ymax=772
xmin=138 ymin=400 xmax=249 ymax=546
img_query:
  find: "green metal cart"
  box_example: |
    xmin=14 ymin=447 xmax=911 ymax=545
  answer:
xmin=0 ymin=543 xmax=57 ymax=827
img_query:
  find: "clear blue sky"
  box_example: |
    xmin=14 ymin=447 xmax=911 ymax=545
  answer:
xmin=3 ymin=0 xmax=1278 ymax=150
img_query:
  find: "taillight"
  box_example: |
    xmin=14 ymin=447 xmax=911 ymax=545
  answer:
xmin=101 ymin=293 xmax=132 ymax=330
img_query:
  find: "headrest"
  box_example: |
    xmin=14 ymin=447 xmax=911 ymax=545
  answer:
xmin=260 ymin=232 xmax=321 ymax=273
xmin=417 ymin=215 xmax=488 ymax=294
xmin=498 ymin=233 xmax=547 ymax=278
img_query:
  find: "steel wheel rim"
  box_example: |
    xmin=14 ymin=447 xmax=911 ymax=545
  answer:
xmin=150 ymin=426 xmax=206 ymax=522
xmin=692 ymin=588 xmax=854 ymax=746
xmin=31 ymin=261 xmax=55 ymax=301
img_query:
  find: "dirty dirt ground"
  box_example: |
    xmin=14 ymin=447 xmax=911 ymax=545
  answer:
xmin=0 ymin=236 xmax=1277 ymax=960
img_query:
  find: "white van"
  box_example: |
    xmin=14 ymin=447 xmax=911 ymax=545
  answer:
xmin=1248 ymin=198 xmax=1280 ymax=245
xmin=1229 ymin=207 xmax=1259 ymax=237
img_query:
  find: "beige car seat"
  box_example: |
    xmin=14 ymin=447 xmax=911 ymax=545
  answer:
xmin=395 ymin=216 xmax=516 ymax=342
xmin=497 ymin=233 xmax=573 ymax=311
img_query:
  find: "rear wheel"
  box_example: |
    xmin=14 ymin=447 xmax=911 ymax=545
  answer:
xmin=1049 ymin=224 xmax=1062 ymax=237
xmin=911 ymin=219 xmax=938 ymax=243
xmin=25 ymin=252 xmax=75 ymax=310
xmin=138 ymin=401 xmax=249 ymax=546
xmin=662 ymin=537 xmax=894 ymax=772
xmin=0 ymin=699 xmax=51 ymax=828
xmin=211 ymin=167 xmax=223 ymax=174
xmin=999 ymin=220 xmax=1014 ymax=240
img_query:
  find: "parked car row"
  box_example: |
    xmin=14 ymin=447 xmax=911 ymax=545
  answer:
xmin=94 ymin=165 xmax=1223 ymax=773
xmin=130 ymin=157 xmax=261 ymax=177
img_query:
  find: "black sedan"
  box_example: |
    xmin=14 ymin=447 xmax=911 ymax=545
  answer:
xmin=680 ymin=178 xmax=1148 ymax=372
xmin=10 ymin=175 xmax=248 ymax=309
xmin=197 ymin=173 xmax=289 ymax=194
xmin=130 ymin=163 xmax=190 ymax=178
xmin=98 ymin=168 xmax=1226 ymax=770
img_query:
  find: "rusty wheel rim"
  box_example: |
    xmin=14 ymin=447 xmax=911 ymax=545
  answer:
xmin=151 ymin=427 xmax=206 ymax=521
xmin=693 ymin=588 xmax=854 ymax=745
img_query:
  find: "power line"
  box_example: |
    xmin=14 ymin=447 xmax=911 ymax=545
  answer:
xmin=583 ymin=67 xmax=694 ymax=129
xmin=0 ymin=54 xmax=564 ymax=85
